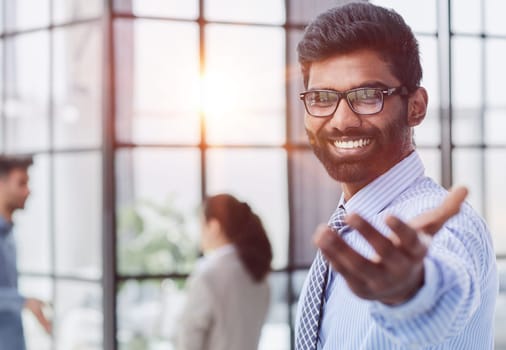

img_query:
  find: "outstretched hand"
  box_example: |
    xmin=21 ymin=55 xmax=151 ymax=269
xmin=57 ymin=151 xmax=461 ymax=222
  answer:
xmin=314 ymin=186 xmax=468 ymax=305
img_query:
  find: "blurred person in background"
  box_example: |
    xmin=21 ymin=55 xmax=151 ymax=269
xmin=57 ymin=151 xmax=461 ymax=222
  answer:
xmin=0 ymin=156 xmax=51 ymax=350
xmin=176 ymin=193 xmax=272 ymax=350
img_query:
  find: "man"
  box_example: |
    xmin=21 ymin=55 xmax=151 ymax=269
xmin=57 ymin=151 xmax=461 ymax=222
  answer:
xmin=0 ymin=156 xmax=51 ymax=350
xmin=295 ymin=2 xmax=497 ymax=349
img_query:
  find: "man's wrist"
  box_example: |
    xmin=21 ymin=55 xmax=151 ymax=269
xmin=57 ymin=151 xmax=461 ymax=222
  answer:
xmin=380 ymin=266 xmax=425 ymax=306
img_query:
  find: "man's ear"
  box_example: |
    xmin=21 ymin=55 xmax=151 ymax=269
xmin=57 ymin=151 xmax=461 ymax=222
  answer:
xmin=407 ymin=87 xmax=428 ymax=127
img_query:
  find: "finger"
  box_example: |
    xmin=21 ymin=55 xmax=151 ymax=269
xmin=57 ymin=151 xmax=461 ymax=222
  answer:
xmin=38 ymin=315 xmax=51 ymax=333
xmin=386 ymin=216 xmax=428 ymax=259
xmin=34 ymin=308 xmax=50 ymax=331
xmin=314 ymin=228 xmax=380 ymax=278
xmin=335 ymin=262 xmax=374 ymax=299
xmin=409 ymin=186 xmax=468 ymax=234
xmin=346 ymin=213 xmax=407 ymax=267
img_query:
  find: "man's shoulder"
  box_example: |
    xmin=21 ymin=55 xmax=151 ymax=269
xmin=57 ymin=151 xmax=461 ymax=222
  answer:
xmin=393 ymin=176 xmax=445 ymax=207
xmin=391 ymin=177 xmax=488 ymax=234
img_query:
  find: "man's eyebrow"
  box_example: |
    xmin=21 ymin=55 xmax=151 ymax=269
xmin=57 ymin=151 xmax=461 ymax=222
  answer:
xmin=351 ymin=81 xmax=389 ymax=89
xmin=307 ymin=81 xmax=392 ymax=92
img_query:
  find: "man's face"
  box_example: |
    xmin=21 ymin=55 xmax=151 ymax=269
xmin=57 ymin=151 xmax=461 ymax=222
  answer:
xmin=304 ymin=49 xmax=422 ymax=197
xmin=0 ymin=168 xmax=31 ymax=211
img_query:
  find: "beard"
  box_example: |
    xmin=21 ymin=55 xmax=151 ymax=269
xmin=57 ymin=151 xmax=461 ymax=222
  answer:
xmin=306 ymin=113 xmax=412 ymax=184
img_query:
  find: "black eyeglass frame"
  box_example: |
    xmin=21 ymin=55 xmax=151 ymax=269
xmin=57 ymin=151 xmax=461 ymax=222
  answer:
xmin=299 ymin=86 xmax=410 ymax=117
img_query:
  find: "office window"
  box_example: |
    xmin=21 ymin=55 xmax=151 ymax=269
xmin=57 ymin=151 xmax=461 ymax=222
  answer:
xmin=53 ymin=152 xmax=102 ymax=278
xmin=52 ymin=23 xmax=103 ymax=149
xmin=204 ymin=25 xmax=286 ymax=145
xmin=52 ymin=0 xmax=103 ymax=24
xmin=205 ymin=0 xmax=285 ymax=24
xmin=114 ymin=19 xmax=200 ymax=145
xmin=4 ymin=0 xmax=50 ymax=32
xmin=114 ymin=0 xmax=199 ymax=19
xmin=116 ymin=148 xmax=201 ymax=276
xmin=3 ymin=32 xmax=50 ymax=153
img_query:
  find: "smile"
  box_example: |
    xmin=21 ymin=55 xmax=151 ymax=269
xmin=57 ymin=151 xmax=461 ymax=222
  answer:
xmin=333 ymin=138 xmax=372 ymax=149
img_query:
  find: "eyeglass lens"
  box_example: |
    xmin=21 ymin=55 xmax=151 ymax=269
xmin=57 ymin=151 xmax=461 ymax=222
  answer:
xmin=304 ymin=88 xmax=384 ymax=116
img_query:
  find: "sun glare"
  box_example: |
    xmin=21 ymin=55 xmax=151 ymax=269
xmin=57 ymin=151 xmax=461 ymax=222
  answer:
xmin=201 ymin=71 xmax=238 ymax=116
xmin=200 ymin=71 xmax=242 ymax=142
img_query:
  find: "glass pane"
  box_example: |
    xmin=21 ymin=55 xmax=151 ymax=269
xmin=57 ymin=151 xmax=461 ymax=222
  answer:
xmin=53 ymin=0 xmax=103 ymax=24
xmin=4 ymin=32 xmax=50 ymax=153
xmin=485 ymin=149 xmax=506 ymax=255
xmin=115 ymin=19 xmax=200 ymax=145
xmin=452 ymin=37 xmax=483 ymax=145
xmin=205 ymin=24 xmax=285 ymax=145
xmin=371 ymin=0 xmax=437 ymax=33
xmin=0 ymin=0 xmax=3 ymax=34
xmin=0 ymin=39 xmax=3 ymax=152
xmin=451 ymin=0 xmax=482 ymax=34
xmin=53 ymin=23 xmax=102 ymax=149
xmin=114 ymin=0 xmax=198 ymax=19
xmin=54 ymin=280 xmax=102 ymax=350
xmin=205 ymin=0 xmax=285 ymax=24
xmin=291 ymin=150 xmax=342 ymax=266
xmin=417 ymin=148 xmax=441 ymax=185
xmin=485 ymin=39 xmax=506 ymax=107
xmin=287 ymin=0 xmax=341 ymax=25
xmin=54 ymin=152 xmax=102 ymax=278
xmin=15 ymin=154 xmax=51 ymax=273
xmin=496 ymin=260 xmax=506 ymax=348
xmin=116 ymin=148 xmax=201 ymax=276
xmin=485 ymin=0 xmax=506 ymax=35
xmin=287 ymin=30 xmax=307 ymax=144
xmin=484 ymin=109 xmax=506 ymax=146
xmin=19 ymin=276 xmax=52 ymax=350
xmin=259 ymin=272 xmax=290 ymax=350
xmin=4 ymin=0 xmax=50 ymax=31
xmin=416 ymin=35 xmax=440 ymax=146
xmin=453 ymin=148 xmax=484 ymax=216
xmin=206 ymin=149 xmax=289 ymax=268
xmin=117 ymin=278 xmax=185 ymax=349
xmin=485 ymin=39 xmax=506 ymax=146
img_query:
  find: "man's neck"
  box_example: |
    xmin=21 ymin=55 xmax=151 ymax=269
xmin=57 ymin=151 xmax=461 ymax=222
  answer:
xmin=0 ymin=205 xmax=13 ymax=223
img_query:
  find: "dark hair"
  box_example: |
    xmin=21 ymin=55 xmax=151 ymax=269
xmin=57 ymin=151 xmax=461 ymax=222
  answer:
xmin=297 ymin=2 xmax=422 ymax=92
xmin=0 ymin=155 xmax=34 ymax=177
xmin=203 ymin=194 xmax=273 ymax=282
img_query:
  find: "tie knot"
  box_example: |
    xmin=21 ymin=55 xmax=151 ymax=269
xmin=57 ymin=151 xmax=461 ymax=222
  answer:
xmin=328 ymin=205 xmax=350 ymax=235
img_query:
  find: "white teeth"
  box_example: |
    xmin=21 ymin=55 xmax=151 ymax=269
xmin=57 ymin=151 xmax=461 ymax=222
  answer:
xmin=334 ymin=138 xmax=371 ymax=149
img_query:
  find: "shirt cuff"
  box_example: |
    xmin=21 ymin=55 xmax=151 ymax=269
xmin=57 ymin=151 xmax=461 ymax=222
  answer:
xmin=370 ymin=257 xmax=439 ymax=321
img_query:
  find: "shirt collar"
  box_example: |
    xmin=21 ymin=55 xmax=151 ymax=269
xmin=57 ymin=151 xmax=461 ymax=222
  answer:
xmin=0 ymin=215 xmax=13 ymax=236
xmin=197 ymin=244 xmax=236 ymax=271
xmin=339 ymin=151 xmax=425 ymax=218
xmin=204 ymin=243 xmax=235 ymax=260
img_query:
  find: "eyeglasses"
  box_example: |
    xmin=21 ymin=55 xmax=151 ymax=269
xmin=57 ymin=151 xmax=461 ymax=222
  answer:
xmin=299 ymin=86 xmax=409 ymax=117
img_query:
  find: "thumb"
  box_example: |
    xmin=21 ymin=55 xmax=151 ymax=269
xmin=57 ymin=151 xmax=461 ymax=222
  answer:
xmin=409 ymin=186 xmax=468 ymax=235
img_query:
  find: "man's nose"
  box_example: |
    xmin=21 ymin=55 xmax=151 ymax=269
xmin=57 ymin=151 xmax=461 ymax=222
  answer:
xmin=327 ymin=99 xmax=362 ymax=130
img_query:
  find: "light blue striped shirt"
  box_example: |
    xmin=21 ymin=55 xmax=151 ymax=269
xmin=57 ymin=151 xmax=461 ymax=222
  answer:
xmin=297 ymin=151 xmax=498 ymax=349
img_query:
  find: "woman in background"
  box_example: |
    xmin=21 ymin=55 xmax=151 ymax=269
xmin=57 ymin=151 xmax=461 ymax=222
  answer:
xmin=176 ymin=193 xmax=273 ymax=350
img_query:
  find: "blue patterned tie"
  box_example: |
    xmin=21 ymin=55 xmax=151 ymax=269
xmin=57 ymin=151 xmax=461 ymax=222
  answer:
xmin=296 ymin=206 xmax=347 ymax=350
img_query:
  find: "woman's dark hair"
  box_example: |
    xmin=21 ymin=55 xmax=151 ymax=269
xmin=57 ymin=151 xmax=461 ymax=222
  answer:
xmin=297 ymin=2 xmax=422 ymax=92
xmin=203 ymin=194 xmax=273 ymax=282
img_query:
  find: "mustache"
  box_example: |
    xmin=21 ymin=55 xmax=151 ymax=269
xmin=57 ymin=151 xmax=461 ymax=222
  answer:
xmin=310 ymin=127 xmax=377 ymax=140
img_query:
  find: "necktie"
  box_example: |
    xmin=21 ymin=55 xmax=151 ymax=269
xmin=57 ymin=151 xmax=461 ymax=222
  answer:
xmin=296 ymin=206 xmax=347 ymax=350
